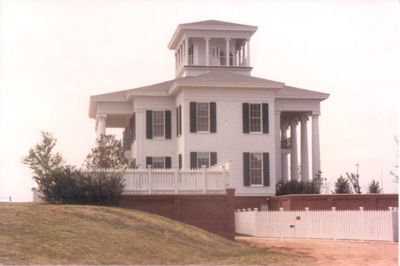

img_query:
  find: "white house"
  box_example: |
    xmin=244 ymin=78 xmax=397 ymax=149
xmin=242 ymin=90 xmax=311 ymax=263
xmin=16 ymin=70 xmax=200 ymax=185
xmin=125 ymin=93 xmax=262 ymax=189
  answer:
xmin=88 ymin=20 xmax=329 ymax=197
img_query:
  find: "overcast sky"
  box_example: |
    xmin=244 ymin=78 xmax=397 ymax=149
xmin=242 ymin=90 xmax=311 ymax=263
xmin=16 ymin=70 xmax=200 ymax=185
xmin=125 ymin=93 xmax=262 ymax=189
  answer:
xmin=1 ymin=0 xmax=399 ymax=202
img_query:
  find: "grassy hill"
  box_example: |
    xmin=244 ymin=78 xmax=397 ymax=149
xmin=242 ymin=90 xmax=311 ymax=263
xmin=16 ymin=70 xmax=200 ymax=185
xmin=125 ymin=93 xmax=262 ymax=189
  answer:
xmin=0 ymin=203 xmax=311 ymax=265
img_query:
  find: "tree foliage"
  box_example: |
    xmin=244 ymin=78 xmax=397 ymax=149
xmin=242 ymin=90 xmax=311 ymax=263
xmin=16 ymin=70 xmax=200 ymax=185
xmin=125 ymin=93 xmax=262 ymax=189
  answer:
xmin=22 ymin=132 xmax=125 ymax=204
xmin=346 ymin=172 xmax=361 ymax=194
xmin=85 ymin=134 xmax=129 ymax=170
xmin=276 ymin=171 xmax=325 ymax=196
xmin=333 ymin=175 xmax=352 ymax=194
xmin=367 ymin=179 xmax=382 ymax=193
xmin=21 ymin=131 xmax=65 ymax=188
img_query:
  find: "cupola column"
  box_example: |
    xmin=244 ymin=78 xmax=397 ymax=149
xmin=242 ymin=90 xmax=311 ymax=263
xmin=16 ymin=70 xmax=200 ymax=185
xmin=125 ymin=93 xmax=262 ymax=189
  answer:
xmin=205 ymin=37 xmax=210 ymax=66
xmin=225 ymin=38 xmax=231 ymax=66
xmin=300 ymin=115 xmax=310 ymax=181
xmin=184 ymin=38 xmax=189 ymax=65
xmin=246 ymin=38 xmax=251 ymax=66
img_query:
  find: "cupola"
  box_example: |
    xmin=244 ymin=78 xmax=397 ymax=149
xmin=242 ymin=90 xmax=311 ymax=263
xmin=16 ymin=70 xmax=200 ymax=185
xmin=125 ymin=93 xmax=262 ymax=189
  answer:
xmin=168 ymin=20 xmax=258 ymax=78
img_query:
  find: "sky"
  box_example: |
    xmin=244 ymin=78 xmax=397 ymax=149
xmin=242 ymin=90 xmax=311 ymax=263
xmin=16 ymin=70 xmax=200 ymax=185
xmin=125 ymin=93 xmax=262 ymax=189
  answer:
xmin=0 ymin=0 xmax=399 ymax=202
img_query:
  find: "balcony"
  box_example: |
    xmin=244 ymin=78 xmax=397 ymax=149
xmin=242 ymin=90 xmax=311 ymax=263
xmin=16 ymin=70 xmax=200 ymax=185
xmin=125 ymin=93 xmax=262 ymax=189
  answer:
xmin=281 ymin=138 xmax=292 ymax=149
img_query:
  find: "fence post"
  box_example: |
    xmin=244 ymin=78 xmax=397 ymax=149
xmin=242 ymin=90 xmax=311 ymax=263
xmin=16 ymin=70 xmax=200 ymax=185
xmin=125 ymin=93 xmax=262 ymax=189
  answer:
xmin=280 ymin=207 xmax=284 ymax=239
xmin=359 ymin=207 xmax=365 ymax=241
xmin=389 ymin=207 xmax=394 ymax=243
xmin=222 ymin=165 xmax=227 ymax=189
xmin=147 ymin=165 xmax=152 ymax=194
xmin=202 ymin=165 xmax=207 ymax=193
xmin=305 ymin=207 xmax=309 ymax=240
xmin=254 ymin=208 xmax=259 ymax=237
xmin=332 ymin=207 xmax=336 ymax=240
xmin=174 ymin=165 xmax=179 ymax=194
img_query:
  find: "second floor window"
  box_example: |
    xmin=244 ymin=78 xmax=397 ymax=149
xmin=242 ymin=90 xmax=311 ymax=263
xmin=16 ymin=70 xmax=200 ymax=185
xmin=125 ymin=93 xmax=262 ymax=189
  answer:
xmin=197 ymin=103 xmax=209 ymax=132
xmin=249 ymin=104 xmax=261 ymax=132
xmin=153 ymin=111 xmax=165 ymax=138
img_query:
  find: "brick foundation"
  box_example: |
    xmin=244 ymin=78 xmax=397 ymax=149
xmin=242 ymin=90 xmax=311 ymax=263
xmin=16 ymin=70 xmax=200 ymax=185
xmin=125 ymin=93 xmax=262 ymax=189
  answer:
xmin=117 ymin=188 xmax=236 ymax=241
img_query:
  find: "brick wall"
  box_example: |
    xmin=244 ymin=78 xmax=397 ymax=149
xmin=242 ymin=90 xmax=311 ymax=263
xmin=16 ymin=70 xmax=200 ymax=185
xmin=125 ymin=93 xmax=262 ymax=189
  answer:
xmin=269 ymin=194 xmax=398 ymax=211
xmin=117 ymin=188 xmax=236 ymax=240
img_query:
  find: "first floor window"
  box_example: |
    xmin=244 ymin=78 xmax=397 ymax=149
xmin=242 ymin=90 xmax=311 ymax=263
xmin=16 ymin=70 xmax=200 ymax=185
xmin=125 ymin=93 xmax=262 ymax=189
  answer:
xmin=146 ymin=156 xmax=172 ymax=169
xmin=243 ymin=152 xmax=270 ymax=187
xmin=250 ymin=153 xmax=262 ymax=185
xmin=152 ymin=157 xmax=165 ymax=169
xmin=190 ymin=152 xmax=217 ymax=169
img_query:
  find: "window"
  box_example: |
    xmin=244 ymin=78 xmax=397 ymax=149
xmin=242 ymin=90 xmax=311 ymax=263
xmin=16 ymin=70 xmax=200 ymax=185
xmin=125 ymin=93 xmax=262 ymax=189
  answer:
xmin=146 ymin=157 xmax=172 ymax=169
xmin=176 ymin=105 xmax=182 ymax=137
xmin=243 ymin=152 xmax=270 ymax=187
xmin=190 ymin=102 xmax=216 ymax=133
xmin=153 ymin=111 xmax=165 ymax=138
xmin=242 ymin=103 xmax=269 ymax=134
xmin=146 ymin=110 xmax=171 ymax=139
xmin=249 ymin=104 xmax=261 ymax=132
xmin=250 ymin=153 xmax=262 ymax=185
xmin=197 ymin=103 xmax=209 ymax=132
xmin=190 ymin=152 xmax=217 ymax=169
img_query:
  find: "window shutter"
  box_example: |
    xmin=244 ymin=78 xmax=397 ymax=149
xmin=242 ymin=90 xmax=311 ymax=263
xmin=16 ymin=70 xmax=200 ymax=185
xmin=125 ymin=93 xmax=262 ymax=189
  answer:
xmin=146 ymin=157 xmax=153 ymax=168
xmin=243 ymin=153 xmax=250 ymax=186
xmin=179 ymin=105 xmax=182 ymax=136
xmin=165 ymin=157 xmax=172 ymax=169
xmin=165 ymin=110 xmax=171 ymax=139
xmin=242 ymin=103 xmax=250 ymax=133
xmin=210 ymin=152 xmax=217 ymax=166
xmin=178 ymin=154 xmax=182 ymax=169
xmin=176 ymin=107 xmax=179 ymax=137
xmin=190 ymin=102 xmax=197 ymax=133
xmin=190 ymin=152 xmax=197 ymax=169
xmin=210 ymin=102 xmax=217 ymax=133
xmin=263 ymin=153 xmax=270 ymax=186
xmin=146 ymin=110 xmax=153 ymax=139
xmin=262 ymin=103 xmax=269 ymax=134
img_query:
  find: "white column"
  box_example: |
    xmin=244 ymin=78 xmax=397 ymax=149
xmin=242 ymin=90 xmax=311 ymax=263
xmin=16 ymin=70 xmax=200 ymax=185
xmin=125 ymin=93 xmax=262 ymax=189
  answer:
xmin=300 ymin=115 xmax=310 ymax=181
xmin=290 ymin=120 xmax=299 ymax=181
xmin=96 ymin=115 xmax=107 ymax=140
xmin=205 ymin=37 xmax=210 ymax=66
xmin=275 ymin=111 xmax=282 ymax=183
xmin=184 ymin=38 xmax=189 ymax=65
xmin=312 ymin=114 xmax=321 ymax=178
xmin=225 ymin=38 xmax=230 ymax=66
xmin=135 ymin=109 xmax=145 ymax=169
xmin=239 ymin=47 xmax=242 ymax=65
xmin=246 ymin=38 xmax=251 ymax=66
xmin=281 ymin=124 xmax=289 ymax=182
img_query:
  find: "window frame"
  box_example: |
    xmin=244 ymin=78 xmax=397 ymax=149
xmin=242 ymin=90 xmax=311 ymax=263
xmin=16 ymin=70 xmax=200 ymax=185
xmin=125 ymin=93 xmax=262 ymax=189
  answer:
xmin=249 ymin=152 xmax=263 ymax=186
xmin=152 ymin=157 xmax=165 ymax=169
xmin=249 ymin=103 xmax=262 ymax=133
xmin=197 ymin=152 xmax=210 ymax=168
xmin=152 ymin=110 xmax=165 ymax=139
xmin=196 ymin=102 xmax=210 ymax=133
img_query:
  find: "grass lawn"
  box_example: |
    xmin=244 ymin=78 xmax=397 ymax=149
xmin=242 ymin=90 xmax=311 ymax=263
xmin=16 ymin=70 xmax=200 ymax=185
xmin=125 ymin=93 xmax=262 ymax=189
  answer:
xmin=0 ymin=203 xmax=314 ymax=265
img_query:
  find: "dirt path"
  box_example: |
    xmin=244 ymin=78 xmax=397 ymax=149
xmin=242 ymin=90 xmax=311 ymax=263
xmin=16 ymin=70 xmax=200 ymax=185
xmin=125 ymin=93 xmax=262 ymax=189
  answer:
xmin=236 ymin=237 xmax=398 ymax=266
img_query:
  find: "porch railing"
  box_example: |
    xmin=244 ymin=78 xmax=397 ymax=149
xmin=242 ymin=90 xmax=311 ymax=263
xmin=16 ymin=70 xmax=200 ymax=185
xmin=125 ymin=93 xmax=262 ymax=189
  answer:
xmin=281 ymin=138 xmax=292 ymax=149
xmin=122 ymin=160 xmax=231 ymax=195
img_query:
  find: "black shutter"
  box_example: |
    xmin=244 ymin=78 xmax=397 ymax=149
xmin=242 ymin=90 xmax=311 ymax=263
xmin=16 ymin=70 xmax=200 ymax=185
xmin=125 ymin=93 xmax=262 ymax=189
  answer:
xmin=176 ymin=107 xmax=179 ymax=137
xmin=178 ymin=154 xmax=182 ymax=169
xmin=165 ymin=157 xmax=172 ymax=169
xmin=179 ymin=105 xmax=182 ymax=136
xmin=146 ymin=157 xmax=153 ymax=168
xmin=165 ymin=110 xmax=171 ymax=139
xmin=242 ymin=103 xmax=250 ymax=133
xmin=262 ymin=103 xmax=269 ymax=134
xmin=210 ymin=152 xmax=217 ymax=166
xmin=146 ymin=110 xmax=153 ymax=139
xmin=190 ymin=152 xmax=197 ymax=169
xmin=210 ymin=102 xmax=217 ymax=133
xmin=243 ymin=152 xmax=250 ymax=186
xmin=263 ymin=153 xmax=270 ymax=186
xmin=190 ymin=102 xmax=197 ymax=133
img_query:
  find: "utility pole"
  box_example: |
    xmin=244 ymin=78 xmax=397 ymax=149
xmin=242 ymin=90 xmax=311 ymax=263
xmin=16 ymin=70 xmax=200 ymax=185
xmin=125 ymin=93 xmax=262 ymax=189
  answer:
xmin=355 ymin=164 xmax=361 ymax=194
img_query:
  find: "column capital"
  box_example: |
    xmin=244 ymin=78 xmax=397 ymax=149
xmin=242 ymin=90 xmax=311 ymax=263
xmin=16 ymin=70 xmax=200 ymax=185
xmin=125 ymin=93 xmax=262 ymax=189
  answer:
xmin=301 ymin=115 xmax=309 ymax=122
xmin=97 ymin=114 xmax=107 ymax=119
xmin=275 ymin=110 xmax=281 ymax=115
xmin=225 ymin=37 xmax=231 ymax=41
xmin=205 ymin=37 xmax=210 ymax=41
xmin=312 ymin=112 xmax=321 ymax=117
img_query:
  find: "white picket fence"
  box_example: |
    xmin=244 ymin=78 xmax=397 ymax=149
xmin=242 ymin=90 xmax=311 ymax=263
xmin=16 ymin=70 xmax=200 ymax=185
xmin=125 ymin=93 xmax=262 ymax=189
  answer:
xmin=235 ymin=207 xmax=399 ymax=242
xmin=122 ymin=160 xmax=231 ymax=194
